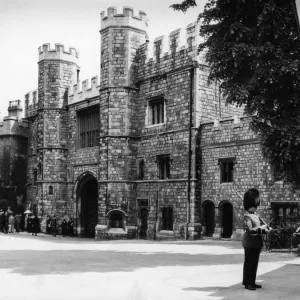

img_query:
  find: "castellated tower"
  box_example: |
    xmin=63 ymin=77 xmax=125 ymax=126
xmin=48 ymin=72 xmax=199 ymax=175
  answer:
xmin=27 ymin=44 xmax=79 ymax=218
xmin=97 ymin=7 xmax=148 ymax=234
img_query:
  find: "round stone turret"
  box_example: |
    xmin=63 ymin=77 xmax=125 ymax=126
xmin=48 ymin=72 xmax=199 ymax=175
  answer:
xmin=37 ymin=43 xmax=80 ymax=109
xmin=100 ymin=6 xmax=148 ymax=32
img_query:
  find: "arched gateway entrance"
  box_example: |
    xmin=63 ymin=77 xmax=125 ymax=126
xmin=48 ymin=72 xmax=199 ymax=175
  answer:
xmin=76 ymin=172 xmax=98 ymax=237
xmin=202 ymin=200 xmax=215 ymax=237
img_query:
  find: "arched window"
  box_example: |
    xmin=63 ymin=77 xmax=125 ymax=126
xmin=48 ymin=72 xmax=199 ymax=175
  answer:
xmin=110 ymin=213 xmax=123 ymax=228
xmin=48 ymin=185 xmax=54 ymax=195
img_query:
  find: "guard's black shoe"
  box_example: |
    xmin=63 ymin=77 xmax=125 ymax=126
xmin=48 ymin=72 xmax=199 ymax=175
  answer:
xmin=254 ymin=284 xmax=262 ymax=288
xmin=245 ymin=285 xmax=256 ymax=290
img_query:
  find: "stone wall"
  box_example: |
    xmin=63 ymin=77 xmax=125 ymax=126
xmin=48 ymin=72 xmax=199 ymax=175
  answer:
xmin=0 ymin=118 xmax=28 ymax=211
xmin=200 ymin=116 xmax=300 ymax=240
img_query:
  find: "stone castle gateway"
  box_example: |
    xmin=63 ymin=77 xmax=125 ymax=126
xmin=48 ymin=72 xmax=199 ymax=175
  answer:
xmin=1 ymin=6 xmax=299 ymax=240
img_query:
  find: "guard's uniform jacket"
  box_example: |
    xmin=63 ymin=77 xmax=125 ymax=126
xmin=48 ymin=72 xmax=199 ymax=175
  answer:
xmin=242 ymin=211 xmax=267 ymax=248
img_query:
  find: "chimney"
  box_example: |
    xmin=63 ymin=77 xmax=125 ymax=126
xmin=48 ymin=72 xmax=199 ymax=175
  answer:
xmin=8 ymin=100 xmax=23 ymax=119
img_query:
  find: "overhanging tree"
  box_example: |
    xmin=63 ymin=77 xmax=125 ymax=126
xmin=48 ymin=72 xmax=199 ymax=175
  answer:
xmin=171 ymin=0 xmax=300 ymax=188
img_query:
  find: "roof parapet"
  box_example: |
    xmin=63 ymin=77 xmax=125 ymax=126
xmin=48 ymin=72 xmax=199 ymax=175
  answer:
xmin=24 ymin=89 xmax=38 ymax=118
xmin=144 ymin=21 xmax=201 ymax=64
xmin=38 ymin=43 xmax=79 ymax=65
xmin=68 ymin=75 xmax=100 ymax=104
xmin=100 ymin=6 xmax=148 ymax=32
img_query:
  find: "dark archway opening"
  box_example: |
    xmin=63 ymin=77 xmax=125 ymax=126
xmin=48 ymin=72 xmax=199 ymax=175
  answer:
xmin=110 ymin=213 xmax=123 ymax=228
xmin=220 ymin=202 xmax=233 ymax=238
xmin=202 ymin=201 xmax=215 ymax=237
xmin=78 ymin=175 xmax=98 ymax=237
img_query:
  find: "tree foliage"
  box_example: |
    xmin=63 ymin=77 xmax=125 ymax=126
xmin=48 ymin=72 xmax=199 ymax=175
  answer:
xmin=172 ymin=0 xmax=300 ymax=188
xmin=170 ymin=0 xmax=197 ymax=13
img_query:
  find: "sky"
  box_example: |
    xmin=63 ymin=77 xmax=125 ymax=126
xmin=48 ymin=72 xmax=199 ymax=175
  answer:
xmin=1 ymin=0 xmax=300 ymax=119
xmin=0 ymin=0 xmax=205 ymax=118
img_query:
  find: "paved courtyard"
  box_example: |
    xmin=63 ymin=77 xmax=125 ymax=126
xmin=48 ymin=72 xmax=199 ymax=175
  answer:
xmin=0 ymin=233 xmax=299 ymax=300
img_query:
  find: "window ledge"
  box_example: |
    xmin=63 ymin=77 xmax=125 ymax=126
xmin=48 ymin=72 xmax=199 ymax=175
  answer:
xmin=108 ymin=228 xmax=126 ymax=234
xmin=145 ymin=123 xmax=165 ymax=128
xmin=220 ymin=182 xmax=233 ymax=185
xmin=158 ymin=230 xmax=174 ymax=236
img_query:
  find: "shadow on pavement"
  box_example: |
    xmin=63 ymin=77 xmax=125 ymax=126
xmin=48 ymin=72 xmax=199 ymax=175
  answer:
xmin=0 ymin=249 xmax=245 ymax=276
xmin=0 ymin=234 xmax=297 ymax=277
xmin=183 ymin=264 xmax=300 ymax=300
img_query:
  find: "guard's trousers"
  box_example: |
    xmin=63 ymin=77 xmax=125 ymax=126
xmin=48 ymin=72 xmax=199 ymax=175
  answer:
xmin=242 ymin=247 xmax=261 ymax=286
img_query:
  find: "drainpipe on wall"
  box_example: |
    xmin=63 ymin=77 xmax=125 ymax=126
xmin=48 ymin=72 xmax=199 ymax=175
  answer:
xmin=106 ymin=91 xmax=110 ymax=217
xmin=186 ymin=65 xmax=195 ymax=240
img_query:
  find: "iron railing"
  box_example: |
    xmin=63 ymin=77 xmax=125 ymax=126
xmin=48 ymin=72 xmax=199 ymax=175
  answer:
xmin=264 ymin=218 xmax=300 ymax=251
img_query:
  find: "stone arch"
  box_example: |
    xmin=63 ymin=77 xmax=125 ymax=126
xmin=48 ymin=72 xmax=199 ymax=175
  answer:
xmin=202 ymin=200 xmax=215 ymax=237
xmin=106 ymin=209 xmax=128 ymax=229
xmin=219 ymin=200 xmax=233 ymax=238
xmin=74 ymin=171 xmax=98 ymax=237
xmin=72 ymin=170 xmax=98 ymax=198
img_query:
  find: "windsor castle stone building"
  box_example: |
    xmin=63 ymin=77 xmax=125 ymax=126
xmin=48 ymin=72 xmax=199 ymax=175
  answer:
xmin=1 ymin=6 xmax=300 ymax=240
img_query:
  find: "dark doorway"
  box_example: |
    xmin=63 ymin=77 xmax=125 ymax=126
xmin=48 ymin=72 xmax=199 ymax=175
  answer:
xmin=79 ymin=176 xmax=98 ymax=237
xmin=161 ymin=207 xmax=173 ymax=230
xmin=140 ymin=208 xmax=148 ymax=239
xmin=220 ymin=202 xmax=233 ymax=238
xmin=202 ymin=201 xmax=215 ymax=237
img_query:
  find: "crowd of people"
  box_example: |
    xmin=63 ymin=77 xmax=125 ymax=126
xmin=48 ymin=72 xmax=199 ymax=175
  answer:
xmin=0 ymin=210 xmax=25 ymax=234
xmin=0 ymin=209 xmax=74 ymax=237
xmin=46 ymin=215 xmax=74 ymax=237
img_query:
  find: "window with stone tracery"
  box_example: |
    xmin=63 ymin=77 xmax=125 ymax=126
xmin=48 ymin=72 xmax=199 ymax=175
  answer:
xmin=77 ymin=106 xmax=99 ymax=149
xmin=147 ymin=98 xmax=165 ymax=125
xmin=219 ymin=158 xmax=235 ymax=183
xmin=156 ymin=154 xmax=170 ymax=179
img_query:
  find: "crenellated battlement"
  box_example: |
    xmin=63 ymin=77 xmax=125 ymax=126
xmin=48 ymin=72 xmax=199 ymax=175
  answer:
xmin=140 ymin=21 xmax=202 ymax=67
xmin=201 ymin=115 xmax=251 ymax=127
xmin=68 ymin=75 xmax=100 ymax=104
xmin=38 ymin=43 xmax=79 ymax=65
xmin=24 ymin=89 xmax=38 ymax=118
xmin=8 ymin=100 xmax=22 ymax=110
xmin=100 ymin=6 xmax=148 ymax=32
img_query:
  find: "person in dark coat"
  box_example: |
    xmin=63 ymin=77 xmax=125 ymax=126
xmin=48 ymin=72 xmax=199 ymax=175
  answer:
xmin=27 ymin=215 xmax=33 ymax=233
xmin=46 ymin=215 xmax=51 ymax=234
xmin=0 ymin=210 xmax=4 ymax=232
xmin=242 ymin=188 xmax=272 ymax=291
xmin=67 ymin=217 xmax=74 ymax=237
xmin=3 ymin=211 xmax=9 ymax=234
xmin=61 ymin=218 xmax=68 ymax=237
xmin=15 ymin=213 xmax=21 ymax=233
xmin=51 ymin=215 xmax=57 ymax=237
xmin=31 ymin=214 xmax=40 ymax=236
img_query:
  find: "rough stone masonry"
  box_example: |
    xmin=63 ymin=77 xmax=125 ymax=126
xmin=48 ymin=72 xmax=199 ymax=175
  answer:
xmin=1 ymin=6 xmax=299 ymax=240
